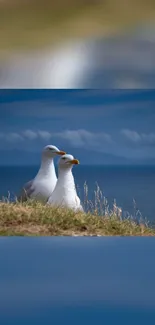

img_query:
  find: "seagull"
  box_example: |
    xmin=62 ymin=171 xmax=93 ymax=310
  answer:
xmin=47 ymin=154 xmax=83 ymax=212
xmin=18 ymin=145 xmax=66 ymax=203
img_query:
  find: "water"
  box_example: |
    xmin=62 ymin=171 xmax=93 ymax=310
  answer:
xmin=0 ymin=237 xmax=155 ymax=324
xmin=0 ymin=165 xmax=155 ymax=222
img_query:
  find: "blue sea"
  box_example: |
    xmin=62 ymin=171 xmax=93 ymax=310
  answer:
xmin=0 ymin=165 xmax=155 ymax=222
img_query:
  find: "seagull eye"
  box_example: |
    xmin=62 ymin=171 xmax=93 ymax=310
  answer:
xmin=62 ymin=157 xmax=66 ymax=160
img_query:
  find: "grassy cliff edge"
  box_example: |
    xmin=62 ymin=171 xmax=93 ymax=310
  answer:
xmin=0 ymin=201 xmax=154 ymax=236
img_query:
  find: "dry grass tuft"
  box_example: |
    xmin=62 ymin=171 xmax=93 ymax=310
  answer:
xmin=0 ymin=182 xmax=154 ymax=236
xmin=0 ymin=199 xmax=154 ymax=236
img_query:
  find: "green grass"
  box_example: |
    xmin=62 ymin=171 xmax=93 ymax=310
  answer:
xmin=0 ymin=200 xmax=154 ymax=236
xmin=0 ymin=182 xmax=154 ymax=236
xmin=0 ymin=0 xmax=155 ymax=53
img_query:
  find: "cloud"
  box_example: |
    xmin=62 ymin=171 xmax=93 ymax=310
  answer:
xmin=5 ymin=130 xmax=52 ymax=142
xmin=55 ymin=129 xmax=112 ymax=149
xmin=0 ymin=130 xmax=43 ymax=145
xmin=23 ymin=130 xmax=38 ymax=140
xmin=38 ymin=131 xmax=52 ymax=141
xmin=1 ymin=128 xmax=155 ymax=162
xmin=6 ymin=133 xmax=24 ymax=142
xmin=121 ymin=129 xmax=155 ymax=146
xmin=0 ymin=129 xmax=113 ymax=153
xmin=121 ymin=129 xmax=141 ymax=143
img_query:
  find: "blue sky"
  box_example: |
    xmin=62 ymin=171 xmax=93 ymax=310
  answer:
xmin=0 ymin=89 xmax=155 ymax=165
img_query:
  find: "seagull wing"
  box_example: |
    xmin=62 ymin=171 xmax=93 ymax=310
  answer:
xmin=18 ymin=179 xmax=35 ymax=202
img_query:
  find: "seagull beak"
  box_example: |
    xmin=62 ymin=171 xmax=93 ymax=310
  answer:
xmin=57 ymin=151 xmax=66 ymax=155
xmin=70 ymin=159 xmax=80 ymax=165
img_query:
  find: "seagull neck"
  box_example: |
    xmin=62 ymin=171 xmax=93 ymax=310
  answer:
xmin=37 ymin=156 xmax=56 ymax=178
xmin=58 ymin=167 xmax=75 ymax=189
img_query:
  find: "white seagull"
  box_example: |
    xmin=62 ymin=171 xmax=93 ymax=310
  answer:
xmin=47 ymin=154 xmax=83 ymax=212
xmin=18 ymin=145 xmax=66 ymax=203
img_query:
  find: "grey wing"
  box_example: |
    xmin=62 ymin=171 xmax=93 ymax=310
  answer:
xmin=18 ymin=179 xmax=35 ymax=202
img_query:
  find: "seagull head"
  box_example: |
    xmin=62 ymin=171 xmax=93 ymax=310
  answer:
xmin=59 ymin=154 xmax=80 ymax=169
xmin=42 ymin=145 xmax=66 ymax=158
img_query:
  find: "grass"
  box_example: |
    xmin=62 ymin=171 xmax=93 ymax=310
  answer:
xmin=0 ymin=183 xmax=154 ymax=236
xmin=0 ymin=0 xmax=155 ymax=54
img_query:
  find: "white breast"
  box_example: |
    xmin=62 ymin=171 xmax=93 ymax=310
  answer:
xmin=47 ymin=169 xmax=83 ymax=211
